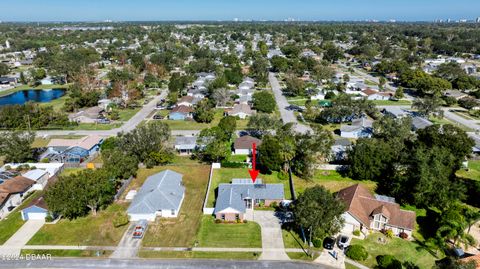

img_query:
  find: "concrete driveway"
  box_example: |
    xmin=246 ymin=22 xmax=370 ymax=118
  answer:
xmin=247 ymin=210 xmax=290 ymax=260
xmin=0 ymin=219 xmax=45 ymax=256
xmin=110 ymin=223 xmax=143 ymax=259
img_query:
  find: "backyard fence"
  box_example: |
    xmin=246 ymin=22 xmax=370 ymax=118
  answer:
xmin=114 ymin=176 xmax=134 ymax=201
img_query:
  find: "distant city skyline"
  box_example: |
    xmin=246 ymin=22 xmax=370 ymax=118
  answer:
xmin=1 ymin=0 xmax=480 ymax=22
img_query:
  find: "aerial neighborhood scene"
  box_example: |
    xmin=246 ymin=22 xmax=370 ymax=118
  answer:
xmin=1 ymin=1 xmax=480 ymax=269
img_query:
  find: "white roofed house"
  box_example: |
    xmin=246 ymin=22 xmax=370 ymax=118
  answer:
xmin=127 ymin=170 xmax=185 ymax=221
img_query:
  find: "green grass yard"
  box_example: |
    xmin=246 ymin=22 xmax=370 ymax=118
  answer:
xmin=457 ymin=160 xmax=480 ymax=181
xmin=351 ymin=233 xmax=440 ymax=269
xmin=372 ymin=100 xmax=412 ymax=106
xmin=282 ymin=229 xmax=308 ymax=249
xmin=294 ymin=170 xmax=376 ymax=194
xmin=0 ymin=212 xmax=24 ymax=244
xmin=138 ymin=251 xmax=260 ymax=260
xmin=20 ymin=249 xmax=113 ymax=258
xmin=117 ymin=108 xmax=141 ymax=121
xmin=196 ymin=216 xmax=262 ymax=248
xmin=27 ymin=203 xmax=129 ymax=246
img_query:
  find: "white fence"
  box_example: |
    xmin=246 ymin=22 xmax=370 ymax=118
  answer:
xmin=202 ymin=163 xmax=220 ymax=215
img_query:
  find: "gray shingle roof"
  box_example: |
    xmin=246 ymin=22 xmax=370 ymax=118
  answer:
xmin=411 ymin=117 xmax=433 ymax=130
xmin=127 ymin=170 xmax=185 ymax=215
xmin=214 ymin=182 xmax=284 ymax=214
xmin=175 ymin=136 xmax=197 ymax=150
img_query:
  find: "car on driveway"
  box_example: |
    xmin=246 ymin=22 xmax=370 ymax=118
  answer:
xmin=337 ymin=235 xmax=350 ymax=250
xmin=323 ymin=237 xmax=335 ymax=250
xmin=132 ymin=220 xmax=148 ymax=239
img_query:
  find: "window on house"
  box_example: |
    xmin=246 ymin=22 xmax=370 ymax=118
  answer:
xmin=373 ymin=214 xmax=388 ymax=230
xmin=221 ymin=214 xmax=225 ymax=220
xmin=171 ymin=209 xmax=175 ymax=215
xmin=235 ymin=214 xmax=239 ymax=220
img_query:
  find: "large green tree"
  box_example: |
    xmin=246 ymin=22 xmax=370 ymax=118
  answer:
xmin=194 ymin=99 xmax=215 ymax=123
xmin=117 ymin=121 xmax=171 ymax=164
xmin=102 ymin=148 xmax=139 ymax=181
xmin=0 ymin=131 xmax=35 ymax=163
xmin=252 ymin=91 xmax=276 ymax=113
xmin=45 ymin=169 xmax=115 ymax=218
xmin=293 ymin=186 xmax=345 ymax=245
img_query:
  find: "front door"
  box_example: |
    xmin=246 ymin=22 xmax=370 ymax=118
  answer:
xmin=245 ymin=198 xmax=252 ymax=209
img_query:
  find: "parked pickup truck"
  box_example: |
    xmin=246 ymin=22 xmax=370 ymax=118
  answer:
xmin=132 ymin=220 xmax=148 ymax=239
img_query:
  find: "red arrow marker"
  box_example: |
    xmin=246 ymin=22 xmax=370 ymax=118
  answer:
xmin=249 ymin=143 xmax=259 ymax=183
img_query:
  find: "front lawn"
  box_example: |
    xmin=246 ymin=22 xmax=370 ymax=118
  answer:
xmin=456 ymin=160 xmax=480 ymax=181
xmin=140 ymin=164 xmax=210 ymax=247
xmin=27 ymin=203 xmax=129 ymax=246
xmin=196 ymin=216 xmax=262 ymax=248
xmin=282 ymin=229 xmax=308 ymax=249
xmin=351 ymin=233 xmax=440 ymax=269
xmin=117 ymin=108 xmax=141 ymax=121
xmin=138 ymin=250 xmax=260 ymax=260
xmin=0 ymin=212 xmax=24 ymax=244
xmin=21 ymin=249 xmax=113 ymax=258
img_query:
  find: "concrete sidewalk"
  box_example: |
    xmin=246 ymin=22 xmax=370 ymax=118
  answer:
xmin=0 ymin=219 xmax=45 ymax=256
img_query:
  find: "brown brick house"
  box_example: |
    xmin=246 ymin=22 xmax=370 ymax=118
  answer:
xmin=337 ymin=184 xmax=416 ymax=237
xmin=214 ymin=179 xmax=284 ymax=221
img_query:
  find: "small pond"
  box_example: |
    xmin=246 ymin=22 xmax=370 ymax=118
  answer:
xmin=0 ymin=89 xmax=66 ymax=106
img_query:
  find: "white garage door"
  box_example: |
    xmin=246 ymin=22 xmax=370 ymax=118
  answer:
xmin=27 ymin=212 xmax=47 ymax=220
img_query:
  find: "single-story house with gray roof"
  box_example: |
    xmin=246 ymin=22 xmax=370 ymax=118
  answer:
xmin=214 ymin=179 xmax=284 ymax=221
xmin=127 ymin=170 xmax=185 ymax=221
xmin=174 ymin=136 xmax=198 ymax=155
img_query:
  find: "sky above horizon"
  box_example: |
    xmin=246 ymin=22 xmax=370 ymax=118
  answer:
xmin=2 ymin=0 xmax=479 ymax=22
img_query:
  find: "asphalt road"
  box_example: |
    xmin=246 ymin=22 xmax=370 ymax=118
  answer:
xmin=0 ymin=258 xmax=332 ymax=269
xmin=268 ymin=72 xmax=312 ymax=134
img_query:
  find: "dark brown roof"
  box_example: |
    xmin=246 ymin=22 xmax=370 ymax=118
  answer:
xmin=171 ymin=105 xmax=193 ymax=114
xmin=234 ymin=135 xmax=262 ymax=150
xmin=0 ymin=176 xmax=35 ymax=194
xmin=25 ymin=196 xmax=48 ymax=210
xmin=337 ymin=184 xmax=416 ymax=230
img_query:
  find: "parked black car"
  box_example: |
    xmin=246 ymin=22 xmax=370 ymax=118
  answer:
xmin=323 ymin=237 xmax=335 ymax=250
